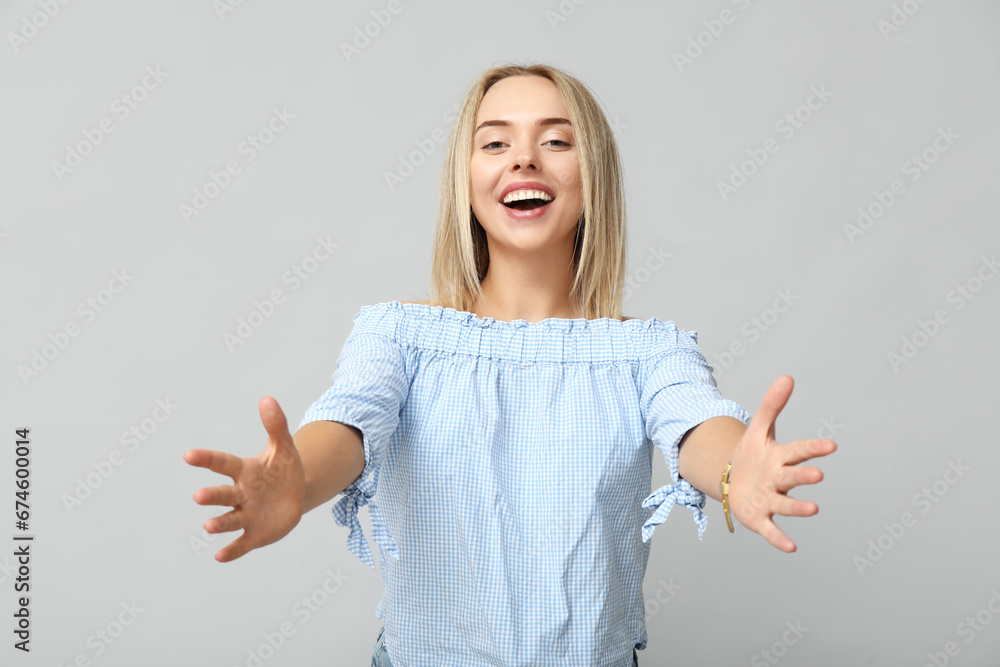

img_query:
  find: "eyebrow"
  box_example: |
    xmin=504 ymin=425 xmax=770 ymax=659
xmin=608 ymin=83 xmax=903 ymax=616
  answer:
xmin=474 ymin=117 xmax=572 ymax=134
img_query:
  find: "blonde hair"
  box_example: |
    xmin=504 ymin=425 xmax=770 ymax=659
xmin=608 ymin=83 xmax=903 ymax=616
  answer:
xmin=425 ymin=63 xmax=629 ymax=321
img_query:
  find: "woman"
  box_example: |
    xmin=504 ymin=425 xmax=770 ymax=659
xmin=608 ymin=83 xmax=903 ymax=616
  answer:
xmin=184 ymin=63 xmax=836 ymax=666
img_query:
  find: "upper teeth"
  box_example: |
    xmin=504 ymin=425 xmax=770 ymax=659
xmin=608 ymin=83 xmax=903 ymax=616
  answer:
xmin=503 ymin=190 xmax=553 ymax=204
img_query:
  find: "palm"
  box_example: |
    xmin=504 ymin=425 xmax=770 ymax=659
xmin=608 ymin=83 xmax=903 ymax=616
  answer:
xmin=183 ymin=396 xmax=305 ymax=562
xmin=726 ymin=375 xmax=837 ymax=552
xmin=235 ymin=448 xmax=304 ymax=544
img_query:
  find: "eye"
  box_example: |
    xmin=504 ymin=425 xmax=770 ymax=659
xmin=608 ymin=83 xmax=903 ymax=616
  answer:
xmin=479 ymin=138 xmax=572 ymax=151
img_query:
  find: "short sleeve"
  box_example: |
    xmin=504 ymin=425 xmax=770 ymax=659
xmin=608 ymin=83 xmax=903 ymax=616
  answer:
xmin=638 ymin=323 xmax=751 ymax=542
xmin=298 ymin=314 xmax=410 ymax=568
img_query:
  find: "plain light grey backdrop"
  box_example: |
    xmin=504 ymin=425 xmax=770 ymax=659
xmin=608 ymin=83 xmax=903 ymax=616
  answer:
xmin=2 ymin=1 xmax=998 ymax=665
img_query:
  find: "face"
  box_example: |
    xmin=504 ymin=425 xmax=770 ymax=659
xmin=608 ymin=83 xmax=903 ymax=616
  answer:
xmin=469 ymin=75 xmax=583 ymax=256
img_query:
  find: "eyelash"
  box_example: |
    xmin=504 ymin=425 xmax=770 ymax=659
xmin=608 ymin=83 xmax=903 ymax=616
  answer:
xmin=481 ymin=139 xmax=571 ymax=150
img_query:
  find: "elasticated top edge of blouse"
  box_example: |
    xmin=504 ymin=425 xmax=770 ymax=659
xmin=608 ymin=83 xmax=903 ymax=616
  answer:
xmin=352 ymin=300 xmax=700 ymax=364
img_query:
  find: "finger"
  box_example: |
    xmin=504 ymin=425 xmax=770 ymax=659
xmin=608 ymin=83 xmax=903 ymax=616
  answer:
xmin=747 ymin=375 xmax=794 ymax=443
xmin=193 ymin=484 xmax=246 ymax=508
xmin=783 ymin=438 xmax=838 ymax=466
xmin=259 ymin=396 xmax=296 ymax=458
xmin=758 ymin=517 xmax=796 ymax=553
xmin=774 ymin=465 xmax=824 ymax=493
xmin=771 ymin=493 xmax=818 ymax=518
xmin=204 ymin=507 xmax=245 ymax=535
xmin=183 ymin=449 xmax=243 ymax=480
xmin=215 ymin=533 xmax=253 ymax=563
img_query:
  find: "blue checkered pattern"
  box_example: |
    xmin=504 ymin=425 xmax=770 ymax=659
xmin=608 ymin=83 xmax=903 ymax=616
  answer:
xmin=299 ymin=301 xmax=751 ymax=666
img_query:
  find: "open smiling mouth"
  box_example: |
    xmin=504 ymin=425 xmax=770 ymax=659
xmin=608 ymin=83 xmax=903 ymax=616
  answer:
xmin=501 ymin=190 xmax=555 ymax=212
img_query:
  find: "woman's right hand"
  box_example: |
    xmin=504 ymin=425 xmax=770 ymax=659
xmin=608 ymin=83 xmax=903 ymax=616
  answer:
xmin=183 ymin=396 xmax=306 ymax=562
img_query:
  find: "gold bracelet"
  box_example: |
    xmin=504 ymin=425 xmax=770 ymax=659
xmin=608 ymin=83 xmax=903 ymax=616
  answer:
xmin=720 ymin=460 xmax=735 ymax=533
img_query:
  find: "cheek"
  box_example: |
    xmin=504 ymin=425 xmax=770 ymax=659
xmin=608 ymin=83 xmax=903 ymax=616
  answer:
xmin=553 ymin=158 xmax=582 ymax=195
xmin=555 ymin=159 xmax=583 ymax=218
xmin=469 ymin=157 xmax=498 ymax=200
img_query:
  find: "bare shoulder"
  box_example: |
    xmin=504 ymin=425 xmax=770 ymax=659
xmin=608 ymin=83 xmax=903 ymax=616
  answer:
xmin=399 ymin=300 xmax=430 ymax=306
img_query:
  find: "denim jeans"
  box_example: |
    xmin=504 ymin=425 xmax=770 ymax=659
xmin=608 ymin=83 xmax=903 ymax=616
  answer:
xmin=371 ymin=627 xmax=639 ymax=666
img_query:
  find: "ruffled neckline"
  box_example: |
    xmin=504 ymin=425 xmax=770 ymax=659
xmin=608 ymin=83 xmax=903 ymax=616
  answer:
xmin=351 ymin=301 xmax=699 ymax=371
xmin=372 ymin=300 xmax=668 ymax=333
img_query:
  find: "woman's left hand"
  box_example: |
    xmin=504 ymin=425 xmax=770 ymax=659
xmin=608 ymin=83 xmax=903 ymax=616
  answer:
xmin=726 ymin=375 xmax=837 ymax=552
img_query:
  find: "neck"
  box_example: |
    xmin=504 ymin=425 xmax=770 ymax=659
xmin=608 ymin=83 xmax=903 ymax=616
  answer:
xmin=471 ymin=244 xmax=580 ymax=324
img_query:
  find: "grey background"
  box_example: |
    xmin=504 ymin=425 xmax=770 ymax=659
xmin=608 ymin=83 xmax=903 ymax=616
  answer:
xmin=2 ymin=0 xmax=998 ymax=665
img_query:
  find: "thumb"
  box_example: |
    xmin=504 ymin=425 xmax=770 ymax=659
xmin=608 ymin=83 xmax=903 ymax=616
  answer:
xmin=748 ymin=375 xmax=794 ymax=442
xmin=259 ymin=396 xmax=296 ymax=455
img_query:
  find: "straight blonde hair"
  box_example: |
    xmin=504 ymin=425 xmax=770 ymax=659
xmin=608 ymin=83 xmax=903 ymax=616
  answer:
xmin=425 ymin=63 xmax=629 ymax=321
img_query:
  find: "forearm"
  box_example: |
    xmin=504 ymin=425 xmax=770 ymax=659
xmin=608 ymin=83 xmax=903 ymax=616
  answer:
xmin=293 ymin=420 xmax=366 ymax=514
xmin=676 ymin=416 xmax=747 ymax=502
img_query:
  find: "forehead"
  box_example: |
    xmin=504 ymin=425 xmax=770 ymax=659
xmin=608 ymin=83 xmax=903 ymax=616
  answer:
xmin=475 ymin=75 xmax=569 ymax=124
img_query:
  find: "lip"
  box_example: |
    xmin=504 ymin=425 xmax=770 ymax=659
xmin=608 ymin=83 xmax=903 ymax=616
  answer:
xmin=498 ymin=181 xmax=556 ymax=221
xmin=500 ymin=198 xmax=553 ymax=221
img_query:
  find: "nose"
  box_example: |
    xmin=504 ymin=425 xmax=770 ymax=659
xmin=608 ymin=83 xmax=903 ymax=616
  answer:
xmin=509 ymin=142 xmax=539 ymax=171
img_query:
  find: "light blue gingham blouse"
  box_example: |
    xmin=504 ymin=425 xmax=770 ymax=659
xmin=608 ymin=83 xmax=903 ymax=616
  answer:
xmin=298 ymin=301 xmax=751 ymax=667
